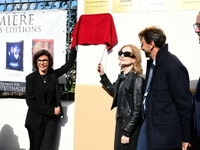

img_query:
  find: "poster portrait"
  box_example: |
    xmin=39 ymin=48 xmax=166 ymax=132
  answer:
xmin=6 ymin=41 xmax=24 ymax=71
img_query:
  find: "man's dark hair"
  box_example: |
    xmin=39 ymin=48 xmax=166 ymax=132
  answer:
xmin=138 ymin=26 xmax=166 ymax=48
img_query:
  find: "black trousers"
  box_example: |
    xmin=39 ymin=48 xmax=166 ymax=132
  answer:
xmin=114 ymin=117 xmax=141 ymax=150
xmin=27 ymin=116 xmax=59 ymax=150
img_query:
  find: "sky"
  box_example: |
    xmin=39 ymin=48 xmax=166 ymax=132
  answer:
xmin=0 ymin=0 xmax=77 ymax=11
xmin=0 ymin=0 xmax=78 ymax=3
xmin=0 ymin=0 xmax=54 ymax=3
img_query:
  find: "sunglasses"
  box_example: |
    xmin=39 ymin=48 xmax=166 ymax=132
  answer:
xmin=118 ymin=51 xmax=135 ymax=58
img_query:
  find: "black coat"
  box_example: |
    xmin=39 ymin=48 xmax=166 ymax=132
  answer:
xmin=100 ymin=71 xmax=144 ymax=136
xmin=145 ymin=44 xmax=192 ymax=150
xmin=25 ymin=50 xmax=76 ymax=130
xmin=193 ymin=77 xmax=200 ymax=137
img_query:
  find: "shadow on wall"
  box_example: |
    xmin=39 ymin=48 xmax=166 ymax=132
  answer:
xmin=54 ymin=105 xmax=69 ymax=150
xmin=0 ymin=124 xmax=25 ymax=150
xmin=0 ymin=101 xmax=72 ymax=150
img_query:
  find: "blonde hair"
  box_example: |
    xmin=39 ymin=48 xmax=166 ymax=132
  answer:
xmin=119 ymin=44 xmax=143 ymax=74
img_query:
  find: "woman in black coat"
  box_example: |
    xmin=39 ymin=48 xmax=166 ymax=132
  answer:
xmin=25 ymin=49 xmax=76 ymax=150
xmin=97 ymin=44 xmax=144 ymax=150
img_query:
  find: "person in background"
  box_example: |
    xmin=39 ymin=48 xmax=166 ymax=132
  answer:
xmin=97 ymin=44 xmax=144 ymax=150
xmin=136 ymin=26 xmax=192 ymax=150
xmin=25 ymin=49 xmax=76 ymax=150
xmin=194 ymin=12 xmax=200 ymax=44
xmin=191 ymin=11 xmax=200 ymax=150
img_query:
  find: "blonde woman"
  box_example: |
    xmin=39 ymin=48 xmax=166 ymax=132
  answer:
xmin=97 ymin=44 xmax=144 ymax=150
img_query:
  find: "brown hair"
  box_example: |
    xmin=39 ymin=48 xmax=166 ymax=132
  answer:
xmin=138 ymin=26 xmax=166 ymax=48
xmin=119 ymin=44 xmax=143 ymax=74
xmin=33 ymin=49 xmax=53 ymax=69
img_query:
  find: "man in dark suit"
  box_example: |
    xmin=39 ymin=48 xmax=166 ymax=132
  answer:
xmin=136 ymin=26 xmax=192 ymax=150
xmin=192 ymin=11 xmax=200 ymax=150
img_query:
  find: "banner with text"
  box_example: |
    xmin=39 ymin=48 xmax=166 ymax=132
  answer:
xmin=0 ymin=10 xmax=66 ymax=92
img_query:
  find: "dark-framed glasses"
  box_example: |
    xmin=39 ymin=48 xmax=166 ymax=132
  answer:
xmin=193 ymin=23 xmax=200 ymax=30
xmin=118 ymin=51 xmax=135 ymax=58
xmin=37 ymin=59 xmax=49 ymax=64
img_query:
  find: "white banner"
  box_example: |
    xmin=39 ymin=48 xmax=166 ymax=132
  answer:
xmin=0 ymin=9 xmax=67 ymax=92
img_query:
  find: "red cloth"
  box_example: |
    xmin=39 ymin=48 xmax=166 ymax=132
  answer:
xmin=71 ymin=13 xmax=118 ymax=51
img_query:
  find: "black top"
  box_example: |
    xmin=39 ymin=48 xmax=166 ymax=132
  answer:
xmin=41 ymin=75 xmax=56 ymax=107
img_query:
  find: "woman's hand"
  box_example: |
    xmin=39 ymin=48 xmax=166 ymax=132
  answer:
xmin=97 ymin=63 xmax=105 ymax=75
xmin=182 ymin=142 xmax=189 ymax=150
xmin=121 ymin=135 xmax=130 ymax=144
xmin=54 ymin=107 xmax=61 ymax=115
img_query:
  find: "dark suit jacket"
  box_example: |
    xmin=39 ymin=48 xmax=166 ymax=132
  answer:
xmin=25 ymin=50 xmax=76 ymax=130
xmin=145 ymin=44 xmax=192 ymax=150
xmin=193 ymin=78 xmax=200 ymax=137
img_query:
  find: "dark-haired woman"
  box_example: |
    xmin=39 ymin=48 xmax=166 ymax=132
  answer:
xmin=97 ymin=44 xmax=144 ymax=150
xmin=25 ymin=49 xmax=76 ymax=150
